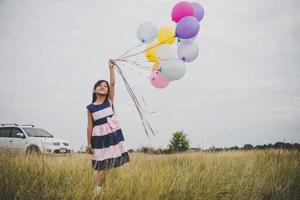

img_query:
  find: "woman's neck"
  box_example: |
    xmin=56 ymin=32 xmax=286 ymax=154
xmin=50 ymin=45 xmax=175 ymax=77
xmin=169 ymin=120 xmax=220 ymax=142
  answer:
xmin=94 ymin=95 xmax=106 ymax=104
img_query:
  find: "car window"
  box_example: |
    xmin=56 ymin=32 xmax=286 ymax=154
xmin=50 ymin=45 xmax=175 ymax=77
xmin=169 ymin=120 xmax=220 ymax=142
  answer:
xmin=0 ymin=127 xmax=11 ymax=137
xmin=23 ymin=128 xmax=54 ymax=138
xmin=11 ymin=128 xmax=24 ymax=138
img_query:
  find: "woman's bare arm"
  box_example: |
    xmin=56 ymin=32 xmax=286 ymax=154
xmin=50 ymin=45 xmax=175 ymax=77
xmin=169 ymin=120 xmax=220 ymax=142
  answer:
xmin=108 ymin=59 xmax=115 ymax=102
xmin=87 ymin=110 xmax=93 ymax=153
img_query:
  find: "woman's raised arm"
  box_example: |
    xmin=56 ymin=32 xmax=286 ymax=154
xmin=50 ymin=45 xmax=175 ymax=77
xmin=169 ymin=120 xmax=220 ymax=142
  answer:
xmin=108 ymin=59 xmax=116 ymax=102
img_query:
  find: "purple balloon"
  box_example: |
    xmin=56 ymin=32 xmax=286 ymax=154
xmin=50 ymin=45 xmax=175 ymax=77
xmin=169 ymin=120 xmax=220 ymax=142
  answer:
xmin=192 ymin=2 xmax=204 ymax=21
xmin=175 ymin=16 xmax=200 ymax=39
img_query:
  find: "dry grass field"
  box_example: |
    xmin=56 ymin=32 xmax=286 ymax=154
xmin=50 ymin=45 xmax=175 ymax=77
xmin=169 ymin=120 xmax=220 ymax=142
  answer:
xmin=0 ymin=150 xmax=299 ymax=200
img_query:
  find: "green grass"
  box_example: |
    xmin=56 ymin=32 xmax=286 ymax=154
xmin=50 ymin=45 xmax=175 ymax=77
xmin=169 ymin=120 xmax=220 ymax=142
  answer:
xmin=0 ymin=150 xmax=299 ymax=200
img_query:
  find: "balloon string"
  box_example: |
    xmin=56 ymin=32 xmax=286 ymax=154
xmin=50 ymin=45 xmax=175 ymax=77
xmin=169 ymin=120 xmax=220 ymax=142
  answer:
xmin=115 ymin=35 xmax=176 ymax=60
xmin=117 ymin=60 xmax=151 ymax=77
xmin=110 ymin=35 xmax=178 ymax=137
xmin=116 ymin=61 xmax=157 ymax=114
xmin=114 ymin=61 xmax=156 ymax=138
xmin=117 ymin=60 xmax=152 ymax=71
xmin=122 ymin=60 xmax=152 ymax=69
xmin=121 ymin=57 xmax=181 ymax=63
xmin=118 ymin=42 xmax=144 ymax=58
xmin=118 ymin=57 xmax=181 ymax=73
xmin=118 ymin=51 xmax=181 ymax=64
xmin=116 ymin=63 xmax=155 ymax=138
xmin=118 ymin=57 xmax=153 ymax=63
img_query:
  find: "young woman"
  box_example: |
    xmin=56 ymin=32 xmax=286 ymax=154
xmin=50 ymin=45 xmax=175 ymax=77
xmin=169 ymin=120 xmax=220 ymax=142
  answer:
xmin=86 ymin=59 xmax=130 ymax=194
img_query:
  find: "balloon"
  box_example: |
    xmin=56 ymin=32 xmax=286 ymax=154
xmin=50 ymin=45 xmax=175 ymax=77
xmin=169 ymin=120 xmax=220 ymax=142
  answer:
xmin=145 ymin=42 xmax=159 ymax=62
xmin=171 ymin=1 xmax=195 ymax=23
xmin=150 ymin=71 xmax=170 ymax=89
xmin=178 ymin=35 xmax=196 ymax=43
xmin=137 ymin=22 xmax=157 ymax=43
xmin=151 ymin=62 xmax=160 ymax=72
xmin=160 ymin=59 xmax=186 ymax=81
xmin=156 ymin=44 xmax=177 ymax=62
xmin=157 ymin=26 xmax=176 ymax=44
xmin=192 ymin=2 xmax=204 ymax=21
xmin=176 ymin=16 xmax=200 ymax=39
xmin=177 ymin=42 xmax=199 ymax=62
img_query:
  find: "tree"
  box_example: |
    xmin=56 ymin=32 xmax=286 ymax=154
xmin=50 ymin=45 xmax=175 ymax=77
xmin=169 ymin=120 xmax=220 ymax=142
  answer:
xmin=243 ymin=144 xmax=253 ymax=150
xmin=168 ymin=130 xmax=190 ymax=152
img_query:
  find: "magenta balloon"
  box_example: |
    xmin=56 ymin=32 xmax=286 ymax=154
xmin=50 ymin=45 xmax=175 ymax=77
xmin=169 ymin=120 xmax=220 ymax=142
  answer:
xmin=171 ymin=1 xmax=195 ymax=23
xmin=192 ymin=2 xmax=204 ymax=21
xmin=150 ymin=71 xmax=170 ymax=89
xmin=176 ymin=16 xmax=200 ymax=39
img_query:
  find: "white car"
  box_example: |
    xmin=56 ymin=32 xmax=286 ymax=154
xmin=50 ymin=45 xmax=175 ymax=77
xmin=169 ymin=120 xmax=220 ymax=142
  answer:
xmin=0 ymin=124 xmax=73 ymax=154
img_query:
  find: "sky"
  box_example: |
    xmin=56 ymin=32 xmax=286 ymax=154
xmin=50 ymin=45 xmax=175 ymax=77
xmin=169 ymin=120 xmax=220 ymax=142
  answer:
xmin=0 ymin=0 xmax=299 ymax=151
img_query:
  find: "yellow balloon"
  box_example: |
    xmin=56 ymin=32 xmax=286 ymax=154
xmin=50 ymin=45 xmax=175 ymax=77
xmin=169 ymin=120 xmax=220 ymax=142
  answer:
xmin=151 ymin=62 xmax=160 ymax=72
xmin=145 ymin=42 xmax=159 ymax=62
xmin=157 ymin=26 xmax=176 ymax=45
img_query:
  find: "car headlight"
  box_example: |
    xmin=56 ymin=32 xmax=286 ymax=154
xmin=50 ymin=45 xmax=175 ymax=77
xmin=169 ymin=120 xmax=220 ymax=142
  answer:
xmin=63 ymin=142 xmax=69 ymax=146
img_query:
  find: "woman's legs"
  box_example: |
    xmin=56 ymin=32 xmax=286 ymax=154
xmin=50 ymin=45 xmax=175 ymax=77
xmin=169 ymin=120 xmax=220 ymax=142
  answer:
xmin=95 ymin=169 xmax=108 ymax=187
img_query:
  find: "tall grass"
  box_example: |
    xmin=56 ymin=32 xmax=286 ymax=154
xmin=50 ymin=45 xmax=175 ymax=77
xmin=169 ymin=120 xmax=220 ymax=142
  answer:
xmin=0 ymin=150 xmax=299 ymax=200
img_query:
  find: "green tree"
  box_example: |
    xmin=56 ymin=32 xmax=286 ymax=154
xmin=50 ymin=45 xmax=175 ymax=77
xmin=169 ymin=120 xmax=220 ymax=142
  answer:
xmin=168 ymin=130 xmax=190 ymax=152
xmin=243 ymin=144 xmax=253 ymax=150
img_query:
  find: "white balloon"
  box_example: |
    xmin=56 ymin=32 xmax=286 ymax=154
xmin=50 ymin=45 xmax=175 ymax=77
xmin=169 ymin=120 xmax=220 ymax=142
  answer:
xmin=160 ymin=59 xmax=186 ymax=81
xmin=137 ymin=22 xmax=157 ymax=43
xmin=156 ymin=44 xmax=177 ymax=62
xmin=177 ymin=42 xmax=199 ymax=62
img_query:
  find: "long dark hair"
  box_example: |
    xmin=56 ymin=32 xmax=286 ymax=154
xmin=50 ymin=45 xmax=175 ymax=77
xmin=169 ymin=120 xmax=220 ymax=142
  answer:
xmin=92 ymin=80 xmax=110 ymax=103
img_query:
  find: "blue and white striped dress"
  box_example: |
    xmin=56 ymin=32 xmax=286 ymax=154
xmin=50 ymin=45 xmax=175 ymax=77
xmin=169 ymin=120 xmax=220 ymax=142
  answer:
xmin=86 ymin=97 xmax=130 ymax=171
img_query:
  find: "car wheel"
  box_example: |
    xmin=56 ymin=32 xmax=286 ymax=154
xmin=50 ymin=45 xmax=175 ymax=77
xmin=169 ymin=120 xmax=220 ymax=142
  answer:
xmin=26 ymin=145 xmax=41 ymax=155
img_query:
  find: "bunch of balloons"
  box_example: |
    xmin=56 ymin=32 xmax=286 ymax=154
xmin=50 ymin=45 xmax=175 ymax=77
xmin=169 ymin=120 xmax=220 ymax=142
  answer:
xmin=112 ymin=1 xmax=204 ymax=137
xmin=137 ymin=1 xmax=205 ymax=89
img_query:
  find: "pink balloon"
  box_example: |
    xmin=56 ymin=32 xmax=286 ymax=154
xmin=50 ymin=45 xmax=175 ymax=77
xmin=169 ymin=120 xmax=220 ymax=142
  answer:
xmin=171 ymin=1 xmax=195 ymax=23
xmin=150 ymin=71 xmax=170 ymax=89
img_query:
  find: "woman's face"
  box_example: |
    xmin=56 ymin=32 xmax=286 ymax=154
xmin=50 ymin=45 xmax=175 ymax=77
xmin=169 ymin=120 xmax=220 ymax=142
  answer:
xmin=95 ymin=82 xmax=108 ymax=95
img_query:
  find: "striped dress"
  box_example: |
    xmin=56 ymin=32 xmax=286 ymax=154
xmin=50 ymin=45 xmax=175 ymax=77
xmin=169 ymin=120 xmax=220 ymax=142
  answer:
xmin=86 ymin=97 xmax=130 ymax=171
